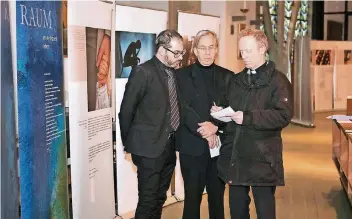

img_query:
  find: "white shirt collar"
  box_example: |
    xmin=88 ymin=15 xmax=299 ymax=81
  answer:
xmin=247 ymin=69 xmax=256 ymax=75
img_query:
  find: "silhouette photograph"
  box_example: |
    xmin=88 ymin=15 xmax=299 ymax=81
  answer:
xmin=115 ymin=31 xmax=156 ymax=78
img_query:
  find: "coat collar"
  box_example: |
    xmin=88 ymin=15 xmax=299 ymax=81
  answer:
xmin=191 ymin=62 xmax=216 ymax=79
xmin=238 ymin=61 xmax=276 ymax=87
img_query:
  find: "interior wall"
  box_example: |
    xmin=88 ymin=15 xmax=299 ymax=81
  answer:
xmin=169 ymin=1 xmax=201 ymax=29
xmin=225 ymin=0 xmax=256 ymax=73
xmin=201 ymin=1 xmax=257 ymax=73
xmin=116 ymin=1 xmax=168 ymax=11
xmin=111 ymin=0 xmax=257 ymax=73
xmin=200 ymin=1 xmax=227 ymax=68
xmin=64 ymin=0 xmax=258 ymax=97
xmin=324 ymin=1 xmax=346 ymax=40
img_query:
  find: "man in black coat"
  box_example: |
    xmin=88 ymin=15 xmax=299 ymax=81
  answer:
xmin=212 ymin=29 xmax=293 ymax=219
xmin=176 ymin=30 xmax=233 ymax=219
xmin=119 ymin=29 xmax=184 ymax=219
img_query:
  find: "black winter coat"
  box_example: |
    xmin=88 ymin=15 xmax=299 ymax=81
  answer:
xmin=217 ymin=61 xmax=293 ymax=186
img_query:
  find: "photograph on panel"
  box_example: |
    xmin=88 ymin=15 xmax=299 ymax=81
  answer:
xmin=311 ymin=50 xmax=333 ymax=65
xmin=180 ymin=35 xmax=197 ymax=68
xmin=86 ymin=27 xmax=112 ymax=112
xmin=115 ymin=31 xmax=156 ymax=78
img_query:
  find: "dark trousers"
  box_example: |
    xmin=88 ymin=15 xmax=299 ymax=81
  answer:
xmin=131 ymin=136 xmax=176 ymax=219
xmin=229 ymin=185 xmax=276 ymax=219
xmin=180 ymin=150 xmax=225 ymax=219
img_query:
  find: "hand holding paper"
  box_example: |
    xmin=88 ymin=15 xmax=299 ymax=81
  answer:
xmin=210 ymin=102 xmax=223 ymax=113
xmin=210 ymin=106 xmax=235 ymax=122
xmin=226 ymin=111 xmax=244 ymax=124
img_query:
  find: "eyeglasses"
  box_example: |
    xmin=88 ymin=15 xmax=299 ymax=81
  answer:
xmin=197 ymin=45 xmax=217 ymax=53
xmin=163 ymin=47 xmax=186 ymax=58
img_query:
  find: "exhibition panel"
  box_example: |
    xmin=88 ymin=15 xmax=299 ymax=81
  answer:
xmin=1 ymin=1 xmax=19 ymax=219
xmin=68 ymin=1 xmax=115 ymax=219
xmin=114 ymin=5 xmax=169 ymax=218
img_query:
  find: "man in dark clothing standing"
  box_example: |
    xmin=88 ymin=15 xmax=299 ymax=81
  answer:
xmin=212 ymin=28 xmax=293 ymax=219
xmin=119 ymin=29 xmax=184 ymax=219
xmin=176 ymin=30 xmax=233 ymax=219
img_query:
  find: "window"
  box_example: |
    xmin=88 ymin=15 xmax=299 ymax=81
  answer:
xmin=260 ymin=0 xmax=308 ymax=41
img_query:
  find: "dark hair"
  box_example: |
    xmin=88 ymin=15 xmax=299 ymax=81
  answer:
xmin=155 ymin=29 xmax=183 ymax=51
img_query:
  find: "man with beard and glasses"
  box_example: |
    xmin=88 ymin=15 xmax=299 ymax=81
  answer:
xmin=119 ymin=29 xmax=184 ymax=219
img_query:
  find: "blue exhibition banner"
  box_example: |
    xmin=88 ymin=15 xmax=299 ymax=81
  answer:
xmin=16 ymin=1 xmax=69 ymax=219
xmin=1 ymin=1 xmax=19 ymax=219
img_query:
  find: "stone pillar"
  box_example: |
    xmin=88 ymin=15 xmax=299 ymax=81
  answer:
xmin=168 ymin=0 xmax=201 ymax=30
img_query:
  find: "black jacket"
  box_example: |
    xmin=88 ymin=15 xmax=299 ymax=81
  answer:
xmin=175 ymin=63 xmax=233 ymax=156
xmin=217 ymin=61 xmax=293 ymax=186
xmin=119 ymin=56 xmax=180 ymax=158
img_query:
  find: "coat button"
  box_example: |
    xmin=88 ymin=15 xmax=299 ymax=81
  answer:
xmin=228 ymin=180 xmax=232 ymax=184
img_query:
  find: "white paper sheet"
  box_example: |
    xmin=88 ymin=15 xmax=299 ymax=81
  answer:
xmin=210 ymin=106 xmax=235 ymax=122
xmin=326 ymin=114 xmax=352 ymax=121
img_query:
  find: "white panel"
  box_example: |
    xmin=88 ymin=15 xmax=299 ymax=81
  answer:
xmin=311 ymin=40 xmax=352 ymax=50
xmin=335 ymin=65 xmax=352 ymax=110
xmin=313 ymin=66 xmax=333 ymax=112
xmin=68 ymin=1 xmax=113 ymax=29
xmin=201 ymin=1 xmax=227 ymax=67
xmin=68 ymin=1 xmax=116 ymax=219
xmin=114 ymin=5 xmax=169 ymax=217
xmin=310 ymin=41 xmax=352 ymax=112
xmin=178 ymin=11 xmax=220 ymax=37
xmin=117 ymin=1 xmax=168 ymax=11
xmin=115 ymin=5 xmax=167 ymax=34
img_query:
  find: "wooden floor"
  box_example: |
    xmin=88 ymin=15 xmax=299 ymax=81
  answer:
xmin=162 ymin=113 xmax=352 ymax=219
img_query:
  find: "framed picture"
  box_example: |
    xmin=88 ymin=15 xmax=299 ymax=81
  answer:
xmin=237 ymin=23 xmax=246 ymax=59
xmin=311 ymin=50 xmax=334 ymax=65
xmin=115 ymin=31 xmax=156 ymax=78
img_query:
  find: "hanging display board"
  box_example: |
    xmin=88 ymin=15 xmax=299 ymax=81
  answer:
xmin=13 ymin=1 xmax=69 ymax=218
xmin=1 ymin=1 xmax=19 ymax=218
xmin=177 ymin=11 xmax=220 ymax=68
xmin=310 ymin=40 xmax=352 ymax=112
xmin=114 ymin=5 xmax=169 ymax=218
xmin=68 ymin=1 xmax=115 ymax=218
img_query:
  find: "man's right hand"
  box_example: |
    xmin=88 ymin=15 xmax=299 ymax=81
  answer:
xmin=211 ymin=105 xmax=223 ymax=113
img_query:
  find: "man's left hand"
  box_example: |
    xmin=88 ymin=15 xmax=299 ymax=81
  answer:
xmin=197 ymin=121 xmax=218 ymax=138
xmin=226 ymin=111 xmax=243 ymax=124
xmin=206 ymin=134 xmax=218 ymax=149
